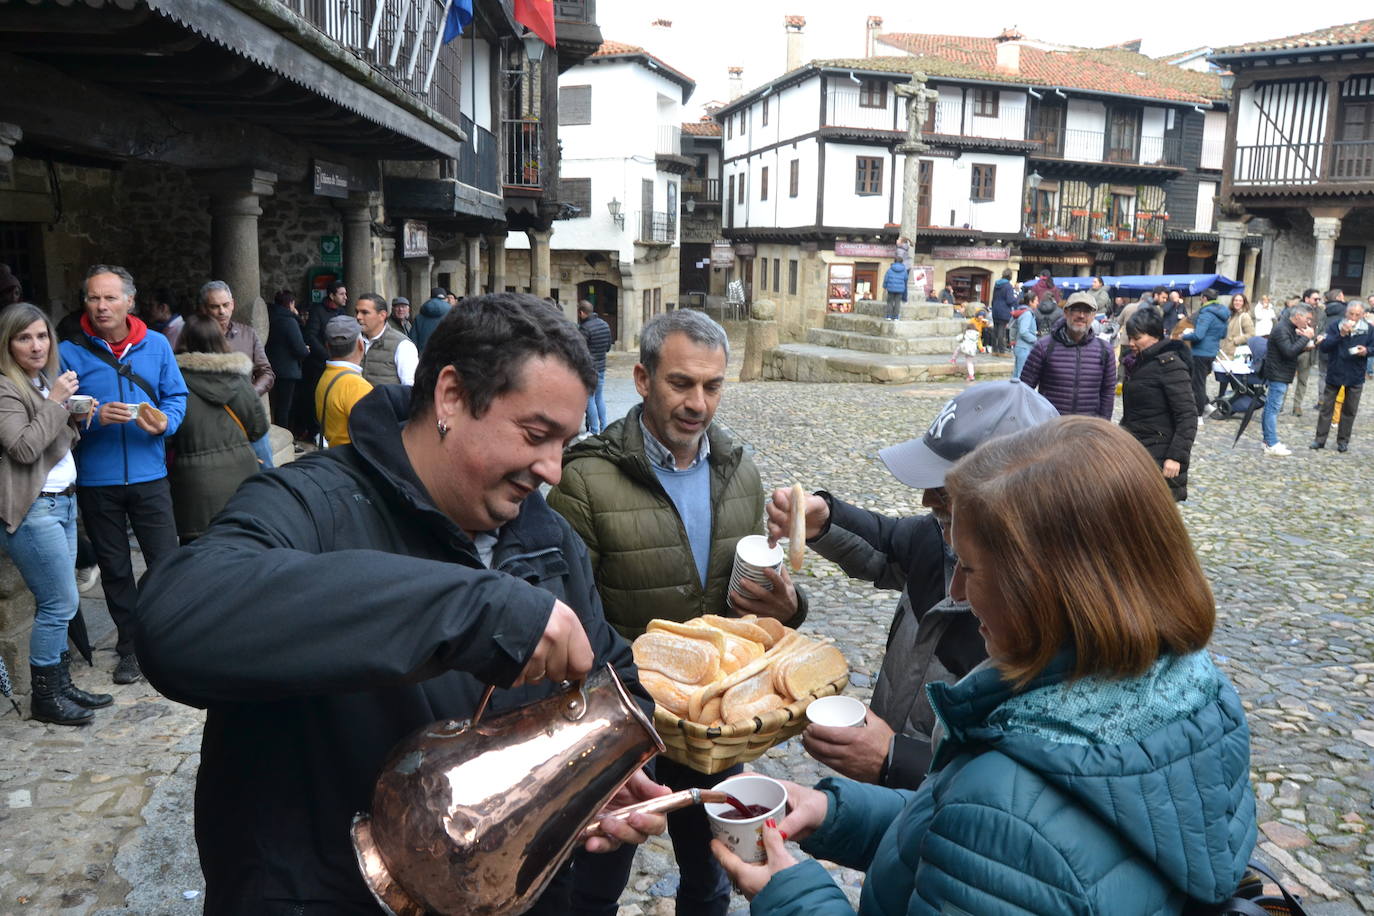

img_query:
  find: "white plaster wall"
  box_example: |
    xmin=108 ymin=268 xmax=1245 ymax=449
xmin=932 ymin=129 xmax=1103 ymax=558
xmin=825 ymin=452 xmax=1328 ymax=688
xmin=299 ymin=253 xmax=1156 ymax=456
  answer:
xmin=1194 ymin=180 xmax=1217 ymax=232
xmin=458 ymin=38 xmax=493 ymax=130
xmin=1065 ymin=98 xmax=1107 ymax=160
xmin=1201 ymin=110 xmax=1227 ymax=169
xmin=777 ymin=80 xmax=820 ymax=138
xmin=824 ymin=77 xmax=897 ymax=131
xmin=822 ymin=143 xmax=895 ymax=227
xmin=921 ymin=153 xmax=1024 ymax=233
xmin=965 ymin=90 xmax=1028 ymax=141
xmin=774 ymin=138 xmax=819 ymax=227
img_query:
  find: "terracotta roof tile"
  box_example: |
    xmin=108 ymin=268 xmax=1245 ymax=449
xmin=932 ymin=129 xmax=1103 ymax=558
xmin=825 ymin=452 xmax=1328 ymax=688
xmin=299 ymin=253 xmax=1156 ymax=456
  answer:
xmin=869 ymin=33 xmax=1222 ymax=104
xmin=682 ymin=120 xmax=721 ymax=136
xmin=589 ymin=39 xmax=695 ymax=91
xmin=1214 ymin=18 xmax=1374 ymax=54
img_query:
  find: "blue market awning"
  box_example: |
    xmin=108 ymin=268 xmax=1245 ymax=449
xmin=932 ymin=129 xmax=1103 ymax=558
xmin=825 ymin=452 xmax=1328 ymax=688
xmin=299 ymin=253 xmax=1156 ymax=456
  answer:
xmin=1055 ymin=274 xmax=1245 ymax=296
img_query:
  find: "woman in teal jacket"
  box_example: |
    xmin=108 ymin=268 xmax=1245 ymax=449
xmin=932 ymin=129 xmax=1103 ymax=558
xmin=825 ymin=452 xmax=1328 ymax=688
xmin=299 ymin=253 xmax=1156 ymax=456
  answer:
xmin=715 ymin=417 xmax=1256 ymax=915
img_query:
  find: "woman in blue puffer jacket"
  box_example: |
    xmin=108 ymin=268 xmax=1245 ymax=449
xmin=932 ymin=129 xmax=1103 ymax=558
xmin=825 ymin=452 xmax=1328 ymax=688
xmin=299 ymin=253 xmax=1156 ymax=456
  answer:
xmin=714 ymin=417 xmax=1256 ymax=916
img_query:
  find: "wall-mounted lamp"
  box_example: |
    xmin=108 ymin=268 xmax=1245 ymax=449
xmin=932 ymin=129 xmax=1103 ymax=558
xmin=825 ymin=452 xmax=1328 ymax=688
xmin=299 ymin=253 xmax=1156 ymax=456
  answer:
xmin=607 ymin=197 xmax=625 ymax=229
xmin=1027 ymin=87 xmax=1042 ymax=99
xmin=685 ymin=198 xmax=697 ymax=214
xmin=1027 ymin=170 xmax=1044 ymax=190
xmin=522 ymin=33 xmax=546 ymax=64
xmin=1219 ymin=71 xmax=1235 ymax=92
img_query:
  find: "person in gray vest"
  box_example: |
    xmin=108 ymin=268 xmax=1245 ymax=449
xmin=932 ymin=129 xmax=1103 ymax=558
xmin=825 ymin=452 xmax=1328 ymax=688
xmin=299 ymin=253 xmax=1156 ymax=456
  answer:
xmin=766 ymin=380 xmax=1058 ymax=789
xmin=355 ymin=293 xmax=417 ymax=388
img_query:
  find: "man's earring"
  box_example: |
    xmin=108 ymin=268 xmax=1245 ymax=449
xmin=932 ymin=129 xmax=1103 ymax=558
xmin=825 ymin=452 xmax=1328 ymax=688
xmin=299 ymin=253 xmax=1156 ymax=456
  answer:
xmin=437 ymin=418 xmax=449 ymax=440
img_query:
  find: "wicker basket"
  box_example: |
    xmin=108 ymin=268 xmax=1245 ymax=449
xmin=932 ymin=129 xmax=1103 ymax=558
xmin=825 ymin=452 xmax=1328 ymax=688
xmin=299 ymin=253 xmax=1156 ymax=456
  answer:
xmin=651 ymin=672 xmax=850 ymax=774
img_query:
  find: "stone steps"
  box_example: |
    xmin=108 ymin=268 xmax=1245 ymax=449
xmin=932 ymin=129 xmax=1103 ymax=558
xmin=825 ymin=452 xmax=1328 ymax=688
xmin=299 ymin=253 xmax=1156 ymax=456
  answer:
xmin=806 ymin=328 xmax=954 ymax=356
xmin=823 ymin=312 xmax=965 ymax=338
xmin=763 ymin=343 xmax=1018 ymax=384
xmin=851 ymin=299 xmax=949 ymax=321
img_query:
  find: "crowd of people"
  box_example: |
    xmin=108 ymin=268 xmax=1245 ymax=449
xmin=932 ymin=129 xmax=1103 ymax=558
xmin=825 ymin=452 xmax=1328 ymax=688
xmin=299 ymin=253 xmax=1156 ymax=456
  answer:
xmin=2 ymin=259 xmax=1334 ymax=913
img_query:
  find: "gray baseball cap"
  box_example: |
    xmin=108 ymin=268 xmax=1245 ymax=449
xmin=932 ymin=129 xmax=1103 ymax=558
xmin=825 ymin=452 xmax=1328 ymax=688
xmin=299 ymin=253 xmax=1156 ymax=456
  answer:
xmin=324 ymin=314 xmax=361 ymax=348
xmin=879 ymin=380 xmax=1060 ymax=489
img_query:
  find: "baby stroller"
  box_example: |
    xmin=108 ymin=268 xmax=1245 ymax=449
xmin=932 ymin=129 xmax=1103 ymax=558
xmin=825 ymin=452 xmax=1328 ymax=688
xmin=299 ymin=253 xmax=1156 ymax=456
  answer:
xmin=1208 ymin=357 xmax=1266 ymax=420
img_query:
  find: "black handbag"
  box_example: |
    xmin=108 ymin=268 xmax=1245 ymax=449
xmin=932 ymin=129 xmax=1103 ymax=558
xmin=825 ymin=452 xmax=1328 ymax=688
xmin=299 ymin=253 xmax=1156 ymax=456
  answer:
xmin=1189 ymin=860 xmax=1311 ymax=916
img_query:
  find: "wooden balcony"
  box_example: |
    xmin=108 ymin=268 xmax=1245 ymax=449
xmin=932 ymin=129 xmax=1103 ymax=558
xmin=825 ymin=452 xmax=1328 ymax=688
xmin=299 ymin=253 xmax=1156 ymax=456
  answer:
xmin=1029 ymin=127 xmax=1184 ymax=168
xmin=1025 ymin=209 xmax=1168 ymax=246
xmin=1232 ymin=140 xmax=1374 ymax=192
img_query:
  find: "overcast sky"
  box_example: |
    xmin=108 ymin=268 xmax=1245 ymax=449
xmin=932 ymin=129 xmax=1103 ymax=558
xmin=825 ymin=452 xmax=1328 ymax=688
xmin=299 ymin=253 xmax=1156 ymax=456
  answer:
xmin=595 ymin=1 xmax=1372 ymax=116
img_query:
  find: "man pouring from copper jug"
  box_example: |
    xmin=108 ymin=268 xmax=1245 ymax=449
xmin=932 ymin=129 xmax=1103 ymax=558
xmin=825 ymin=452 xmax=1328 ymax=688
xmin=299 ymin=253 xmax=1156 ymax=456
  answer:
xmin=135 ymin=294 xmax=671 ymax=915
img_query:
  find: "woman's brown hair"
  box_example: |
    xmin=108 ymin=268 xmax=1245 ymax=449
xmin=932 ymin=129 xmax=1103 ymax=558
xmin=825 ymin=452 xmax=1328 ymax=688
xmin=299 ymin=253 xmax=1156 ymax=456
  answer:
xmin=945 ymin=416 xmax=1213 ymax=688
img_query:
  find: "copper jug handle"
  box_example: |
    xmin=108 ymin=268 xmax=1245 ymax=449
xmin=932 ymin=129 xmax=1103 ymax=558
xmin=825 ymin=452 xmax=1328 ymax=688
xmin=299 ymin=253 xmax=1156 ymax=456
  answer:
xmin=579 ymin=788 xmax=732 ymax=840
xmin=471 ymin=679 xmax=587 ymax=727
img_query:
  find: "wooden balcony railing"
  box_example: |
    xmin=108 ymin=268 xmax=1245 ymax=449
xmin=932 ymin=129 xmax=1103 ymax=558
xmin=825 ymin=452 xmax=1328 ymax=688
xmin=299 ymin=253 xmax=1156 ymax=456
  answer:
xmin=1233 ymin=140 xmax=1374 ymax=186
xmin=1026 ymin=208 xmax=1168 ymax=244
xmin=279 ymin=0 xmax=460 ymax=124
xmin=683 ymin=177 xmax=721 ymax=202
xmin=457 ymin=115 xmax=500 ymax=194
xmin=1029 ymin=127 xmax=1182 ymax=167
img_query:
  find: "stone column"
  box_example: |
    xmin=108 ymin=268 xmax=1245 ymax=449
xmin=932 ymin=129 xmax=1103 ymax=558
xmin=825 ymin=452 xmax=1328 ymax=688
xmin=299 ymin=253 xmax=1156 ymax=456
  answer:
xmin=1215 ymin=220 xmax=1246 ymax=280
xmin=405 ymin=255 xmax=434 ymax=306
xmin=465 ymin=236 xmax=482 ymax=297
xmin=378 ymin=237 xmax=398 ymax=301
xmin=1248 ymin=217 xmax=1277 ymax=298
xmin=337 ymin=193 xmax=376 ymax=314
xmin=1075 ymin=264 xmax=1092 ymax=277
xmin=527 ymin=227 xmax=555 ymax=305
xmin=1147 ymin=250 xmax=1166 ymax=276
xmin=206 ymin=168 xmax=277 ymax=339
xmin=486 ymin=233 xmax=507 ymax=294
xmin=1241 ymin=245 xmax=1260 ymax=298
xmin=1311 ymin=216 xmax=1342 ymax=292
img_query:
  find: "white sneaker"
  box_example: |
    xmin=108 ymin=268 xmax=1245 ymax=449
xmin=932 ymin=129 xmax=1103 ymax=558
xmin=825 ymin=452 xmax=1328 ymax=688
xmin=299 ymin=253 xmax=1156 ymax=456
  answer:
xmin=1263 ymin=442 xmax=1292 ymax=457
xmin=76 ymin=565 xmax=101 ymax=596
xmin=1196 ymin=418 xmax=1205 ymax=432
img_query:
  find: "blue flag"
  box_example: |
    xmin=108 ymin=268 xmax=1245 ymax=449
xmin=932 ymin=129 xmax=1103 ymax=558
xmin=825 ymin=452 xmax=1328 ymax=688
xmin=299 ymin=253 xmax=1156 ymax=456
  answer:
xmin=442 ymin=0 xmax=473 ymax=44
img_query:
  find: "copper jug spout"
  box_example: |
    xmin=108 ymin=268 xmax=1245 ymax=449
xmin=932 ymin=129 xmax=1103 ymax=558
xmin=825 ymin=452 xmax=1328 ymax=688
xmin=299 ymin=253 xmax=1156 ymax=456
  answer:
xmin=352 ymin=666 xmax=663 ymax=916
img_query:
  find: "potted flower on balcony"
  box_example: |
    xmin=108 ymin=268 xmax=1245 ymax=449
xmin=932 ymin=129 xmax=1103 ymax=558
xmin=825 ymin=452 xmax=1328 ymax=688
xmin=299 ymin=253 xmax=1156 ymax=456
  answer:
xmin=1089 ymin=210 xmax=1105 ymax=219
xmin=522 ymin=159 xmax=540 ymax=183
xmin=1070 ymin=208 xmax=1088 ymax=217
xmin=1116 ymin=225 xmax=1132 ymax=241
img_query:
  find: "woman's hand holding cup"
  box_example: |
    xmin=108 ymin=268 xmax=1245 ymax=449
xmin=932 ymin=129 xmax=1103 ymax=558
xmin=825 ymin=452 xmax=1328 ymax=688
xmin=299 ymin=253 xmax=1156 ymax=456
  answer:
xmin=48 ymin=370 xmax=80 ymax=403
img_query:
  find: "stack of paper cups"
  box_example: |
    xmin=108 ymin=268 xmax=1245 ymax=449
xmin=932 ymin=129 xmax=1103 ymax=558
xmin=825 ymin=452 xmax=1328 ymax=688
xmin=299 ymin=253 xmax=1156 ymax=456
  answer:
xmin=728 ymin=535 xmax=784 ymax=610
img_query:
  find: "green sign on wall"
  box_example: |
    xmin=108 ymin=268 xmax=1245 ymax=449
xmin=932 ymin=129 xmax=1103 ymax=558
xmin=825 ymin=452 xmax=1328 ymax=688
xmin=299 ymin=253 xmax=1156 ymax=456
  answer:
xmin=320 ymin=235 xmax=342 ymax=266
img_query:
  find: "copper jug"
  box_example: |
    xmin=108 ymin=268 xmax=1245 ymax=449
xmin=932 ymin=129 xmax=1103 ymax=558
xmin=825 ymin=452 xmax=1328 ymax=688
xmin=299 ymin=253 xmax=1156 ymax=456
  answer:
xmin=351 ymin=665 xmax=665 ymax=916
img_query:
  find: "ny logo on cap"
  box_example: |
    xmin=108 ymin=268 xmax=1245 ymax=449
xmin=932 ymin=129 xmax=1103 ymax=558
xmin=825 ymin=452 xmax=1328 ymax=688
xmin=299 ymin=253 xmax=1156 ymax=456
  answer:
xmin=928 ymin=400 xmax=957 ymax=439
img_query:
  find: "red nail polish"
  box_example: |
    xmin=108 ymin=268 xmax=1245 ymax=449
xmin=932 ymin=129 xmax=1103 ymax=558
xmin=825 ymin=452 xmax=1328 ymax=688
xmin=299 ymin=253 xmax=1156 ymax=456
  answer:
xmin=780 ymin=831 xmax=789 ymax=841
xmin=765 ymin=818 xmax=777 ymax=829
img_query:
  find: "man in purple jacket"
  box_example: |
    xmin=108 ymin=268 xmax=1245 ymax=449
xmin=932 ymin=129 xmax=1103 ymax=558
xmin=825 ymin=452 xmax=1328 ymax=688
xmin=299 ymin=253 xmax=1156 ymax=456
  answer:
xmin=1019 ymin=291 xmax=1117 ymax=419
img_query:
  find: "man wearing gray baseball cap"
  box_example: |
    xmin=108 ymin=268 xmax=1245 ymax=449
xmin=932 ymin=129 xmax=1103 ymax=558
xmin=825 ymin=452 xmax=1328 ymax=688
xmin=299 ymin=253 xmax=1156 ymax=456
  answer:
xmin=766 ymin=379 xmax=1058 ymax=789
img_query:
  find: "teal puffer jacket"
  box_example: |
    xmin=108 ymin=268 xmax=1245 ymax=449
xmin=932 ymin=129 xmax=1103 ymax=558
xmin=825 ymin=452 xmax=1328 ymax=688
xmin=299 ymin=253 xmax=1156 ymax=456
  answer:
xmin=753 ymin=651 xmax=1256 ymax=915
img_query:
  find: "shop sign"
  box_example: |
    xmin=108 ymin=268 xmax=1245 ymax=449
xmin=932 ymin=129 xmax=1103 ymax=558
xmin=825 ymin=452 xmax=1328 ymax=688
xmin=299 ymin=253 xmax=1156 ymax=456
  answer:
xmin=733 ymin=243 xmax=756 ymax=257
xmin=319 ymin=235 xmax=342 ymax=267
xmin=1033 ymin=253 xmax=1094 ymax=266
xmin=312 ymin=159 xmax=350 ymax=199
xmin=931 ymin=245 xmax=1011 ymax=261
xmin=402 ymin=220 xmax=429 ymax=258
xmin=827 ymin=264 xmax=854 ymax=312
xmin=1188 ymin=242 xmax=1217 ymax=259
xmin=834 ymin=241 xmax=895 ymax=258
xmin=711 ymin=239 xmax=735 ymax=268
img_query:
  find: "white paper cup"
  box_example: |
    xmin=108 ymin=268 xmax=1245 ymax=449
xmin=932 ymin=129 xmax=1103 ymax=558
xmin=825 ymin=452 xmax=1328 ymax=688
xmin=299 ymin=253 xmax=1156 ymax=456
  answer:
xmin=125 ymin=402 xmax=142 ymax=420
xmin=1351 ymin=345 xmax=1364 ymax=355
xmin=806 ymin=695 xmax=867 ymax=728
xmin=66 ymin=395 xmax=94 ymax=416
xmin=705 ymin=774 xmax=788 ymax=864
xmin=735 ymin=535 xmax=784 ymax=568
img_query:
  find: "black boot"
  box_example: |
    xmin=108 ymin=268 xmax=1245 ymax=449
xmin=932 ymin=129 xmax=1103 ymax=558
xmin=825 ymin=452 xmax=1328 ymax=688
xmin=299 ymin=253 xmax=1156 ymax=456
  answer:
xmin=59 ymin=651 xmax=113 ymax=709
xmin=30 ymin=664 xmax=94 ymax=726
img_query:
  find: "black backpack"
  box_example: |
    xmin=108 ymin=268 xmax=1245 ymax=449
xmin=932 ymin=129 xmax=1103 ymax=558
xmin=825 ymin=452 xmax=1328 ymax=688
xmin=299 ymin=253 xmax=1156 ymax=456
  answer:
xmin=1185 ymin=860 xmax=1311 ymax=916
xmin=1034 ymin=308 xmax=1058 ymax=338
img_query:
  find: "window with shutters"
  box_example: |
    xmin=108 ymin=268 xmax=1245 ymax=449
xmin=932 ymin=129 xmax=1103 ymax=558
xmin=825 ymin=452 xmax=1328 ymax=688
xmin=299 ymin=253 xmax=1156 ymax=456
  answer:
xmin=738 ymin=173 xmax=746 ymax=203
xmin=760 ymin=258 xmax=768 ymax=289
xmin=560 ymin=177 xmax=591 ymax=217
xmin=788 ymin=260 xmax=798 ymax=295
xmin=762 ymin=96 xmax=770 ymax=126
xmin=973 ymin=89 xmax=999 ymax=118
xmin=859 ymin=80 xmax=886 ymax=108
xmin=727 ymin=116 xmax=733 ymax=140
xmin=773 ymin=258 xmax=780 ymax=293
xmin=789 ymin=159 xmax=799 ymax=197
xmin=761 ymin=166 xmax=769 ymax=200
xmin=559 ymin=86 xmax=591 ymax=125
xmin=855 ymin=157 xmax=883 ymax=195
xmin=970 ymin=164 xmax=996 ymax=201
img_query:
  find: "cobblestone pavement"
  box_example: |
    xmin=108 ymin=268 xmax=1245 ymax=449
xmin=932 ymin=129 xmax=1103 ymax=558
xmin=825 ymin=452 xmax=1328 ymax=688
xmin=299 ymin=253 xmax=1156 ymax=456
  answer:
xmin=2 ymin=369 xmax=1371 ymax=915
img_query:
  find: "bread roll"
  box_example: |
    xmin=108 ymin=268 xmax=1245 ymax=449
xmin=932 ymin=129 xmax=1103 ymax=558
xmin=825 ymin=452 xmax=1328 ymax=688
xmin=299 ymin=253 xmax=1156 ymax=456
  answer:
xmin=140 ymin=403 xmax=168 ymax=426
xmin=646 ymin=619 xmax=728 ymax=660
xmin=632 ymin=631 xmax=720 ymax=685
xmin=701 ymin=614 xmax=774 ymax=649
xmin=698 ymin=695 xmax=722 ymax=726
xmin=777 ymin=644 xmax=848 ymax=700
xmin=789 ymin=484 xmax=806 ymax=571
xmin=753 ymin=616 xmax=787 ymax=645
xmin=723 ymin=692 xmax=784 ymax=725
xmin=721 ymin=669 xmax=777 ymax=723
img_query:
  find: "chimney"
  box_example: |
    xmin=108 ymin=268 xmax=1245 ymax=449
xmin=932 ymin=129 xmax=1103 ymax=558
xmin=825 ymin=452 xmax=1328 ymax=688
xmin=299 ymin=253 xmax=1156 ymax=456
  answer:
xmin=728 ymin=66 xmax=744 ymax=101
xmin=995 ymin=27 xmax=1023 ymax=74
xmin=785 ymin=15 xmax=805 ymax=73
xmin=865 ymin=16 xmax=883 ymax=58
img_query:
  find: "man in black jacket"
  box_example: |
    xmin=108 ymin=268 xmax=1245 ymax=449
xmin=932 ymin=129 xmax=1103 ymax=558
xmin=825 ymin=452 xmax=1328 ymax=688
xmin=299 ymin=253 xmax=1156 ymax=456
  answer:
xmin=765 ymin=381 xmax=1058 ymax=789
xmin=577 ymin=300 xmax=613 ymax=434
xmin=136 ymin=294 xmax=668 ymax=915
xmin=1260 ymin=303 xmax=1317 ymax=456
xmin=1311 ymin=300 xmax=1372 ymax=452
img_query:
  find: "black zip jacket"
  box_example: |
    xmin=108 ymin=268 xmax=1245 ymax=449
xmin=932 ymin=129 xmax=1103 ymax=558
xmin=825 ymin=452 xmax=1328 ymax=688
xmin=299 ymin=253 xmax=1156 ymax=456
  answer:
xmin=1121 ymin=338 xmax=1198 ymax=501
xmin=136 ymin=385 xmax=646 ymax=913
xmin=1262 ymin=318 xmax=1312 ymax=384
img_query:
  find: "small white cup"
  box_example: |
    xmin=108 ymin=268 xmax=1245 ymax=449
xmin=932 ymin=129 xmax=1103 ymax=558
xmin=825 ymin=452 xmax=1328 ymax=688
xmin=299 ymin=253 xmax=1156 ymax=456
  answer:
xmin=705 ymin=774 xmax=788 ymax=864
xmin=806 ymin=695 xmax=867 ymax=728
xmin=735 ymin=535 xmax=784 ymax=568
xmin=125 ymin=402 xmax=142 ymax=421
xmin=66 ymin=395 xmax=94 ymax=416
xmin=1351 ymin=345 xmax=1364 ymax=356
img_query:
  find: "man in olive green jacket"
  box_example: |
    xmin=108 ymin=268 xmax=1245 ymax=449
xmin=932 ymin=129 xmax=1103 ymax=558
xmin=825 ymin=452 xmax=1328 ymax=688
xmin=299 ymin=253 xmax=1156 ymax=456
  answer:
xmin=548 ymin=310 xmax=805 ymax=916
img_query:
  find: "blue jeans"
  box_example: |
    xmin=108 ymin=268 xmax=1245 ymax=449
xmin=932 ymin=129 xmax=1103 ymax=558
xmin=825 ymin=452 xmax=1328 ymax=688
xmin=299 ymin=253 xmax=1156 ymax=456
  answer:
xmin=0 ymin=493 xmax=79 ymax=666
xmin=585 ymin=370 xmax=607 ymax=434
xmin=251 ymin=431 xmax=274 ymax=469
xmin=1262 ymin=380 xmax=1288 ymax=446
xmin=1013 ymin=344 xmax=1032 ymax=379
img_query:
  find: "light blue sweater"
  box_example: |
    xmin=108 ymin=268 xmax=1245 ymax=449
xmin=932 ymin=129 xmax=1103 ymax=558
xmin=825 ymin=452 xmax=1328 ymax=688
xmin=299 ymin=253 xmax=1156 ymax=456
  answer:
xmin=652 ymin=460 xmax=712 ymax=587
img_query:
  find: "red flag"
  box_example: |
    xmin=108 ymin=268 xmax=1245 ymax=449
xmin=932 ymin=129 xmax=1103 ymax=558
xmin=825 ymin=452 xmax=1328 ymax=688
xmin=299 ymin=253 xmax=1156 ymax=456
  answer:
xmin=514 ymin=0 xmax=556 ymax=47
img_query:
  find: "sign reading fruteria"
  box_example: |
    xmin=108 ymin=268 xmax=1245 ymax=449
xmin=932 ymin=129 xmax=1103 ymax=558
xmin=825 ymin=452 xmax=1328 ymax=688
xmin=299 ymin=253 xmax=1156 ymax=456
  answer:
xmin=402 ymin=220 xmax=429 ymax=259
xmin=834 ymin=241 xmax=896 ymax=258
xmin=312 ymin=159 xmax=350 ymax=199
xmin=931 ymin=245 xmax=1011 ymax=261
xmin=319 ymin=235 xmax=342 ymax=267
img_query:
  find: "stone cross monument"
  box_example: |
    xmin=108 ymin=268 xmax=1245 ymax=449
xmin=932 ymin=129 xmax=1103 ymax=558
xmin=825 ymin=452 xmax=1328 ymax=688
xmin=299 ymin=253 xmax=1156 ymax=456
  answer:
xmin=895 ymin=72 xmax=937 ymax=268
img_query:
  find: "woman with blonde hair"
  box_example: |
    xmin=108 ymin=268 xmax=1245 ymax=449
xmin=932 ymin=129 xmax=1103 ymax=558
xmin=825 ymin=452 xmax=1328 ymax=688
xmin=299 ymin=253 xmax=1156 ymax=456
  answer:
xmin=715 ymin=417 xmax=1256 ymax=915
xmin=0 ymin=303 xmax=112 ymax=725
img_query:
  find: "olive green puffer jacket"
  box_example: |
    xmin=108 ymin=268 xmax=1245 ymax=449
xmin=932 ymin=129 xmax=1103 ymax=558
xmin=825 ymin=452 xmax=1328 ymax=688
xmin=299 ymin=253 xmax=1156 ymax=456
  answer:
xmin=549 ymin=405 xmax=803 ymax=639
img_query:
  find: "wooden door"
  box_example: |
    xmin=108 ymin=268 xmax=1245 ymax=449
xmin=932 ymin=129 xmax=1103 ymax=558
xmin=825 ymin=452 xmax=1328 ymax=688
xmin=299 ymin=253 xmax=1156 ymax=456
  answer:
xmin=1336 ymin=101 xmax=1374 ymax=179
xmin=1107 ymin=108 xmax=1140 ymax=163
xmin=1030 ymin=99 xmax=1065 ymax=155
xmin=917 ymin=160 xmax=932 ymax=227
xmin=853 ymin=263 xmax=880 ymax=302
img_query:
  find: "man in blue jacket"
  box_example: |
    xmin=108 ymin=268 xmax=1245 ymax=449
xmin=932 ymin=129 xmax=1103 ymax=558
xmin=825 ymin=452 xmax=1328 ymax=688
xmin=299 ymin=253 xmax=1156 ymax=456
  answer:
xmin=989 ymin=268 xmax=1017 ymax=355
xmin=1181 ymin=288 xmax=1230 ymax=421
xmin=1311 ymin=300 xmax=1373 ymax=452
xmin=60 ymin=265 xmax=187 ymax=684
xmin=881 ymin=257 xmax=908 ymax=320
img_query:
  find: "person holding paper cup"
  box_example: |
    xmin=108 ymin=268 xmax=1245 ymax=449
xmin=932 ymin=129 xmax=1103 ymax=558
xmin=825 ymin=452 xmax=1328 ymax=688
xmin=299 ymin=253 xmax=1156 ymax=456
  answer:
xmin=1310 ymin=300 xmax=1373 ymax=453
xmin=0 ymin=303 xmax=112 ymax=724
xmin=766 ymin=380 xmax=1057 ymax=790
xmin=721 ymin=418 xmax=1256 ymax=914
